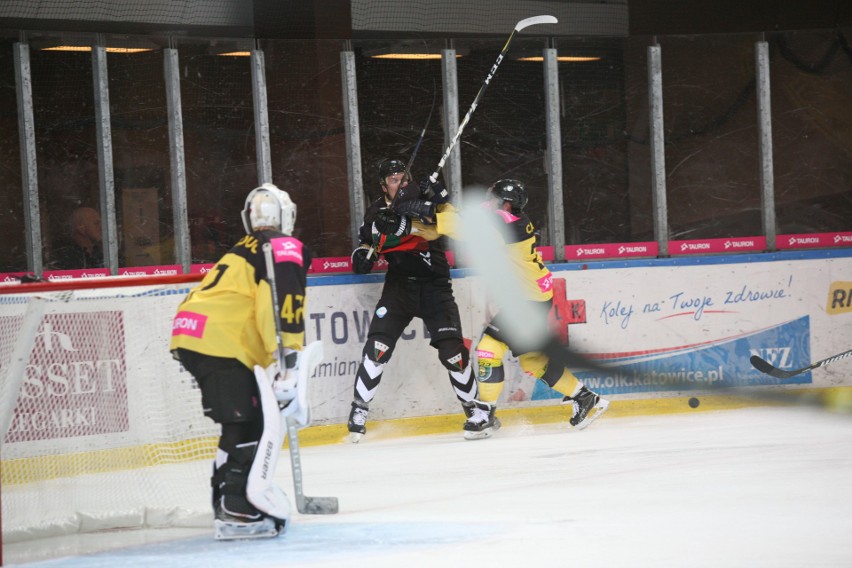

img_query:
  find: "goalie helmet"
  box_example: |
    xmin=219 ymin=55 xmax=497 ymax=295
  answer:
xmin=378 ymin=158 xmax=410 ymax=186
xmin=488 ymin=179 xmax=528 ymax=213
xmin=241 ymin=183 xmax=297 ymax=235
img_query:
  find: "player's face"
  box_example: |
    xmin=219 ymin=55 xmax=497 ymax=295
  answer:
xmin=382 ymin=172 xmax=408 ymax=200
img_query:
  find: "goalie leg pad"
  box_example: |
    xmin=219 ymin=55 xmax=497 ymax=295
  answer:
xmin=248 ymin=365 xmax=292 ymax=528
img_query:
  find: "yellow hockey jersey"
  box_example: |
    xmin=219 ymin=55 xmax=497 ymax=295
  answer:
xmin=487 ymin=208 xmax=553 ymax=302
xmin=423 ymin=205 xmax=553 ymax=302
xmin=170 ymin=231 xmax=310 ymax=370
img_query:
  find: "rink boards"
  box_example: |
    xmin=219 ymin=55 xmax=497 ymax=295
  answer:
xmin=3 ymin=249 xmax=851 ymax=445
xmin=305 ymin=249 xmax=852 ymax=423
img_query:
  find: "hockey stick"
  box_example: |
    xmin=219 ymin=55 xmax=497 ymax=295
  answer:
xmin=363 ymin=16 xmax=557 ymax=263
xmin=365 ymin=84 xmax=438 ymax=261
xmin=750 ymin=348 xmax=852 ymax=379
xmin=428 ymin=14 xmax=558 ymax=184
xmin=262 ymin=242 xmax=339 ymax=515
xmin=406 ymin=79 xmax=438 ymax=176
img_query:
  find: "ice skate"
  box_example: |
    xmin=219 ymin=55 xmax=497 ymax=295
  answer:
xmin=563 ymin=386 xmax=609 ymax=430
xmin=463 ymin=400 xmax=501 ymax=440
xmin=347 ymin=401 xmax=369 ymax=443
xmin=214 ymin=496 xmax=281 ymax=540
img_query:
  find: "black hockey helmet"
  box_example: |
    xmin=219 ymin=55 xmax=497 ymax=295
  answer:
xmin=488 ymin=179 xmax=528 ymax=213
xmin=378 ymin=158 xmax=410 ymax=186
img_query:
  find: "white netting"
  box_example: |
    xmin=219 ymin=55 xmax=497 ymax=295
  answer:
xmin=0 ymin=280 xmax=218 ymax=543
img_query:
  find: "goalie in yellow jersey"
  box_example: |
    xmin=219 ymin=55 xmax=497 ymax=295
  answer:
xmin=170 ymin=183 xmax=312 ymax=540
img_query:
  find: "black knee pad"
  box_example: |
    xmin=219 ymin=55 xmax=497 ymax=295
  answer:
xmin=219 ymin=420 xmax=263 ymax=455
xmin=362 ymin=336 xmax=396 ymax=364
xmin=435 ymin=338 xmax=469 ymax=372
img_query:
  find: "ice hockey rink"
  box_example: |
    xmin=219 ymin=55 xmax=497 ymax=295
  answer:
xmin=6 ymin=405 xmax=852 ymax=568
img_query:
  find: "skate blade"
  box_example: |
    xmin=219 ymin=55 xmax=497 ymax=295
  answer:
xmin=348 ymin=432 xmax=364 ymax=444
xmin=214 ymin=518 xmax=279 ymax=541
xmin=575 ymin=399 xmax=610 ymax=430
xmin=463 ymin=427 xmax=493 ymax=440
xmin=463 ymin=417 xmax=501 ymax=441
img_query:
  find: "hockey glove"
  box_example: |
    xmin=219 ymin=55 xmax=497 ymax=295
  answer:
xmin=419 ymin=177 xmax=449 ymax=203
xmin=392 ymin=198 xmax=436 ymax=223
xmin=374 ymin=209 xmax=412 ymax=237
xmin=351 ymin=246 xmax=375 ymax=274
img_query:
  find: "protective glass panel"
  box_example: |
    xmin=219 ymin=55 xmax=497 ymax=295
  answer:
xmin=0 ymin=37 xmax=25 ymax=273
xmin=452 ymin=37 xmax=549 ymax=239
xmin=770 ymin=29 xmax=852 ymax=234
xmin=108 ymin=47 xmax=173 ymax=267
xmin=177 ymin=40 xmax=255 ymax=263
xmin=262 ymin=40 xmax=349 ymax=257
xmin=659 ymin=33 xmax=761 ymax=240
xmin=354 ymin=39 xmax=446 ymax=207
xmin=560 ymin=36 xmax=642 ymax=245
xmin=28 ymin=35 xmax=102 ymax=271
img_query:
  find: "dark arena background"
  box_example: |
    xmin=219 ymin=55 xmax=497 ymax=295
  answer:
xmin=1 ymin=1 xmax=851 ymax=566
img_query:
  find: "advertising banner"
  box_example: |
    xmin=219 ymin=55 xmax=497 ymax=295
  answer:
xmin=3 ymin=253 xmax=851 ymax=442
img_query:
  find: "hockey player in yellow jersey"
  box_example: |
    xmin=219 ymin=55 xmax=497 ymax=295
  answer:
xmin=170 ymin=183 xmax=311 ymax=540
xmin=465 ymin=179 xmax=609 ymax=438
xmin=371 ymin=178 xmax=609 ymax=439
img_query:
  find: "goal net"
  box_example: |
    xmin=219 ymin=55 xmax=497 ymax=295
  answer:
xmin=0 ymin=276 xmax=218 ymax=544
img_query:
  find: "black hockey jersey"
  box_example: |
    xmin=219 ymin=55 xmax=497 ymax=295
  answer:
xmin=359 ymin=196 xmax=452 ymax=279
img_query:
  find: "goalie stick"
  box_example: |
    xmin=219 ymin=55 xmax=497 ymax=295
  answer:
xmin=262 ymin=242 xmax=339 ymax=515
xmin=750 ymin=348 xmax=852 ymax=379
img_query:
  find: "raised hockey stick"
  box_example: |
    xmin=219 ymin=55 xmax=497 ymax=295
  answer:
xmin=428 ymin=14 xmax=558 ymax=184
xmin=262 ymin=242 xmax=339 ymax=515
xmin=365 ymin=84 xmax=438 ymax=260
xmin=364 ymin=16 xmax=557 ymax=263
xmin=406 ymin=80 xmax=437 ymax=176
xmin=750 ymin=348 xmax=852 ymax=379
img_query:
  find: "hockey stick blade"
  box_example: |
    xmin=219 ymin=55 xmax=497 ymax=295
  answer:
xmin=515 ymin=15 xmax=558 ymax=31
xmin=286 ymin=421 xmax=340 ymax=514
xmin=750 ymin=348 xmax=852 ymax=379
xmin=296 ymin=495 xmax=339 ymax=515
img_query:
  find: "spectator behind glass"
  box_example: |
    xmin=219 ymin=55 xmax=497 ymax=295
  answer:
xmin=50 ymin=206 xmax=104 ymax=270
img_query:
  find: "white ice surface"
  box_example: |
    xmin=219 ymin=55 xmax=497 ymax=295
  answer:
xmin=6 ymin=406 xmax=852 ymax=567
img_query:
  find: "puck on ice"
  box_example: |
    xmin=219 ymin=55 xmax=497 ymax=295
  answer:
xmin=688 ymin=397 xmax=700 ymax=408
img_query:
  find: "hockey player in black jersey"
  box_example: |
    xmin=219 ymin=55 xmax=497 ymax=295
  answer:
xmin=347 ymin=158 xmax=478 ymax=442
xmin=467 ymin=179 xmax=609 ymax=437
xmin=170 ymin=183 xmax=312 ymax=540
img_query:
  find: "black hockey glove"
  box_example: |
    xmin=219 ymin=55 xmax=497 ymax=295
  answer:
xmin=419 ymin=177 xmax=449 ymax=203
xmin=351 ymin=246 xmax=375 ymax=274
xmin=392 ymin=198 xmax=436 ymax=223
xmin=374 ymin=209 xmax=412 ymax=237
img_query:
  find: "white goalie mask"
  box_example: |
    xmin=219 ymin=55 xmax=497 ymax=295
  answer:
xmin=241 ymin=183 xmax=297 ymax=235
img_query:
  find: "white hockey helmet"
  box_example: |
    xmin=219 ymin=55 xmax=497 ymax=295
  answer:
xmin=241 ymin=183 xmax=297 ymax=235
